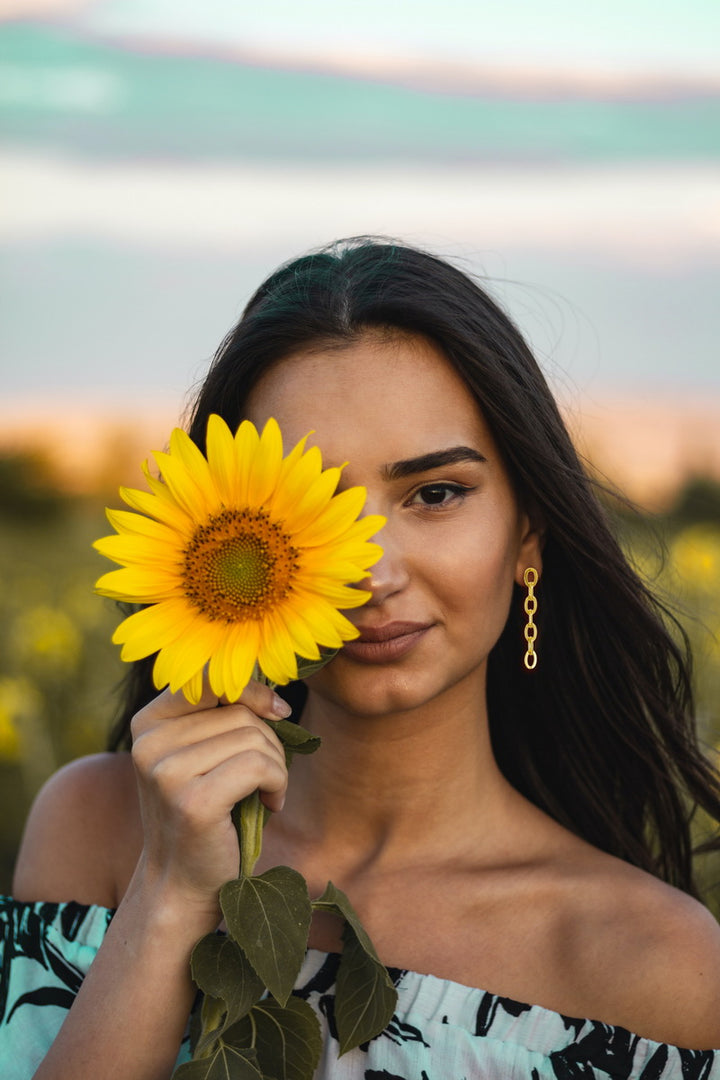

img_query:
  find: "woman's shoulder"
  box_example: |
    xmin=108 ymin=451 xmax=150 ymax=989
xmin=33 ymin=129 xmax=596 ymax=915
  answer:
xmin=554 ymin=838 xmax=720 ymax=1049
xmin=12 ymin=751 xmax=141 ymax=908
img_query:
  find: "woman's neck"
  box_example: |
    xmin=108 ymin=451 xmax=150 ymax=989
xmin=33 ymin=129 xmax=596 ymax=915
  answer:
xmin=275 ymin=678 xmax=521 ymax=871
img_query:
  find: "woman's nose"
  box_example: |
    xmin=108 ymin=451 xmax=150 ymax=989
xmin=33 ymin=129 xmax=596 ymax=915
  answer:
xmin=358 ymin=527 xmax=410 ymax=606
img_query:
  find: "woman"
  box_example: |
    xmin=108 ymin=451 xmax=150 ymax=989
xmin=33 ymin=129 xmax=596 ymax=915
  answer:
xmin=3 ymin=238 xmax=720 ymax=1078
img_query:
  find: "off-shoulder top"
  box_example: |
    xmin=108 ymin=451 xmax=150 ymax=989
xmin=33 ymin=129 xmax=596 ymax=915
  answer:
xmin=0 ymin=897 xmax=717 ymax=1079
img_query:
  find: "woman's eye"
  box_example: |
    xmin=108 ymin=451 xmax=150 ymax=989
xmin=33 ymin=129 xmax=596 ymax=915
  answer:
xmin=411 ymin=483 xmax=469 ymax=507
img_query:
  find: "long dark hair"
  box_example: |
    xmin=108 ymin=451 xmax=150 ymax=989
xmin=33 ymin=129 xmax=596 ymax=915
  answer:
xmin=108 ymin=238 xmax=720 ymax=896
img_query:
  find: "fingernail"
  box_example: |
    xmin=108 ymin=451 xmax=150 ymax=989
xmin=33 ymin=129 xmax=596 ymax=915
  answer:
xmin=270 ymin=694 xmax=292 ymax=719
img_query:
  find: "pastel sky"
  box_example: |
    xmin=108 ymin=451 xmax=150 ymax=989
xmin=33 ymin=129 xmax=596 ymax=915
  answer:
xmin=1 ymin=0 xmax=719 ymax=411
xmin=4 ymin=0 xmax=720 ymax=76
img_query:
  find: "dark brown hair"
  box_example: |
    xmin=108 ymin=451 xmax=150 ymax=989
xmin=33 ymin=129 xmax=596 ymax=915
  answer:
xmin=109 ymin=238 xmax=720 ymax=896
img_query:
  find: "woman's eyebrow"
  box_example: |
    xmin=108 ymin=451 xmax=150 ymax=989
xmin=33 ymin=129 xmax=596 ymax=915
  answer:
xmin=382 ymin=446 xmax=487 ymax=481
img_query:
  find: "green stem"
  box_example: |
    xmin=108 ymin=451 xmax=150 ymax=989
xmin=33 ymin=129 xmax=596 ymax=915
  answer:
xmin=233 ymin=790 xmax=265 ymax=878
xmin=232 ymin=665 xmax=274 ymax=879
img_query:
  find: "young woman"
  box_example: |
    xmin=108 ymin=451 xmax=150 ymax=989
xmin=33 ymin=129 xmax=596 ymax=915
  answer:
xmin=3 ymin=239 xmax=720 ymax=1079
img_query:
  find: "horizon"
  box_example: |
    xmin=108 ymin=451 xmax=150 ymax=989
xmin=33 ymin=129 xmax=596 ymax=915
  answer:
xmin=3 ymin=390 xmax=720 ymax=509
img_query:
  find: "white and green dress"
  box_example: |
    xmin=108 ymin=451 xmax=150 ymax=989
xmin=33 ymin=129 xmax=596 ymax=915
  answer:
xmin=0 ymin=897 xmax=717 ymax=1079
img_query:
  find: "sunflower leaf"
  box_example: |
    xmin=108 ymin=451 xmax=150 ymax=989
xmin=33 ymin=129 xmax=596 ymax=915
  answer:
xmin=172 ymin=1041 xmax=263 ymax=1079
xmin=220 ymin=867 xmax=312 ymax=1006
xmin=224 ymin=996 xmax=322 ymax=1080
xmin=311 ymin=881 xmax=398 ymax=1055
xmin=271 ymin=719 xmax=321 ymax=756
xmin=334 ymin=927 xmax=398 ymax=1056
xmin=295 ymin=651 xmax=338 ymax=680
xmin=190 ymin=934 xmax=266 ymax=1053
xmin=268 ymin=719 xmax=321 ymax=768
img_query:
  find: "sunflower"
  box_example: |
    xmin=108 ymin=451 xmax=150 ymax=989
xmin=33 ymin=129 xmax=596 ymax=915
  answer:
xmin=94 ymin=416 xmax=384 ymax=703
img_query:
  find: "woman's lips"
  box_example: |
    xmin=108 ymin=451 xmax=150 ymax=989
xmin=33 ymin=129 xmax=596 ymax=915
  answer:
xmin=341 ymin=622 xmax=432 ymax=664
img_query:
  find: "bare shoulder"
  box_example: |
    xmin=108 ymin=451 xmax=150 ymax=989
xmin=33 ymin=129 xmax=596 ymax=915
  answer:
xmin=560 ymin=843 xmax=720 ymax=1049
xmin=12 ymin=752 xmax=142 ymax=908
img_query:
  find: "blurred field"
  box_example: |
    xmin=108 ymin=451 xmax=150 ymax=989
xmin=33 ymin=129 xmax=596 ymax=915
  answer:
xmin=0 ymin=482 xmax=124 ymax=893
xmin=1 ymin=451 xmax=719 ymax=917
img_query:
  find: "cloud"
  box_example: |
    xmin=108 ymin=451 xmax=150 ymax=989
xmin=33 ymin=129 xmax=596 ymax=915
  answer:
xmin=2 ymin=151 xmax=719 ymax=265
xmin=0 ymin=0 xmax=94 ymax=17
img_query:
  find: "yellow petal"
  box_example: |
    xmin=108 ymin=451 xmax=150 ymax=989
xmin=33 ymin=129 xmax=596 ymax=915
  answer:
xmin=119 ymin=481 xmax=192 ymax=533
xmin=296 ymin=579 xmax=372 ymax=609
xmin=293 ymin=486 xmax=370 ymax=547
xmin=205 ymin=414 xmax=240 ymax=506
xmin=112 ymin=600 xmax=200 ymax=660
xmin=98 ymin=567 xmax=180 ymax=602
xmin=168 ymin=428 xmax=219 ymax=508
xmin=151 ymin=449 xmax=212 ymax=521
xmin=257 ymin=608 xmax=298 ymax=685
xmin=272 ymin=603 xmax=322 ymax=661
xmin=180 ymin=668 xmax=205 ymax=704
xmin=271 ymin=461 xmax=343 ymax=534
xmin=233 ymin=420 xmax=261 ymax=504
xmin=270 ymin=443 xmax=323 ymax=511
xmin=152 ymin=620 xmax=226 ymax=693
xmin=286 ymin=590 xmax=354 ymax=647
xmin=246 ymin=417 xmax=283 ymax=506
xmin=342 ymin=515 xmax=387 ymax=544
xmin=316 ymin=537 xmax=384 ymax=571
xmin=298 ymin=557 xmax=374 ymax=582
xmin=94 ymin=534 xmax=184 ymax=569
xmin=299 ymin=540 xmax=384 ymax=578
xmin=275 ymin=432 xmax=311 ymax=488
xmin=208 ymin=621 xmax=259 ymax=701
xmin=105 ymin=508 xmax=182 ymax=545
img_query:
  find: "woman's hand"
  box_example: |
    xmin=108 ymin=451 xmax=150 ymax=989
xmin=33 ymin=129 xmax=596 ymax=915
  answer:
xmin=129 ymin=680 xmax=292 ymax=919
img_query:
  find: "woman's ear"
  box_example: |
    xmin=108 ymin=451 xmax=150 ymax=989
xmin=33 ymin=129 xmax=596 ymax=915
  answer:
xmin=514 ymin=509 xmax=546 ymax=586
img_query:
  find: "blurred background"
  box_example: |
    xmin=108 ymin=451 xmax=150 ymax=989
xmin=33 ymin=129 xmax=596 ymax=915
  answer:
xmin=1 ymin=0 xmax=719 ymax=904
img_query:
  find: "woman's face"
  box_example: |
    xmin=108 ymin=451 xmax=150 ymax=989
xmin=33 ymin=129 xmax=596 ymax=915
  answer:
xmin=245 ymin=332 xmax=542 ymax=720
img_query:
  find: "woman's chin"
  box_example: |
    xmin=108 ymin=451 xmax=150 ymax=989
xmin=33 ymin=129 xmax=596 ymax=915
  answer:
xmin=305 ymin=661 xmax=442 ymax=721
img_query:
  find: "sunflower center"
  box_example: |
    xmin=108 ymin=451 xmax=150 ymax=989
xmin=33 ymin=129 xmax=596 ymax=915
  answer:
xmin=183 ymin=508 xmax=299 ymax=622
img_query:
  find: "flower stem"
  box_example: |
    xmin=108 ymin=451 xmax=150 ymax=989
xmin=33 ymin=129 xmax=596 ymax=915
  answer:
xmin=233 ymin=790 xmax=265 ymax=878
xmin=229 ymin=665 xmax=275 ymax=878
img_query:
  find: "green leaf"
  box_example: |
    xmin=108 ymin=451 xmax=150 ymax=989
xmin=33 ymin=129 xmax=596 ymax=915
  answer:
xmin=172 ymin=1041 xmax=263 ymax=1080
xmin=190 ymin=934 xmax=266 ymax=1055
xmin=334 ymin=926 xmax=398 ymax=1055
xmin=269 ymin=719 xmax=321 ymax=764
xmin=224 ymin=997 xmax=322 ymax=1080
xmin=295 ymin=651 xmax=338 ymax=680
xmin=311 ymin=882 xmax=381 ymax=963
xmin=220 ymin=867 xmax=312 ymax=1006
xmin=312 ymin=882 xmax=398 ymax=1055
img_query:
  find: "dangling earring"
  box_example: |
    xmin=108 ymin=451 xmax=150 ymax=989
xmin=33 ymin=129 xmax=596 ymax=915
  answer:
xmin=523 ymin=567 xmax=539 ymax=671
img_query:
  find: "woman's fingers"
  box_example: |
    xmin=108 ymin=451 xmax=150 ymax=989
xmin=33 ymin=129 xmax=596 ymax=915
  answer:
xmin=132 ymin=700 xmax=284 ymax=762
xmin=141 ymin=724 xmax=288 ymax=808
xmin=179 ymin=746 xmax=289 ymax=818
xmin=223 ymin=680 xmax=293 ymax=721
xmin=131 ymin=678 xmax=292 ymax=740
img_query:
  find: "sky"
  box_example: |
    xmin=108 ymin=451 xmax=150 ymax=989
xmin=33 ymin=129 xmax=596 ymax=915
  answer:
xmin=4 ymin=0 xmax=720 ymax=77
xmin=1 ymin=0 xmax=719 ymax=423
xmin=47 ymin=0 xmax=720 ymax=78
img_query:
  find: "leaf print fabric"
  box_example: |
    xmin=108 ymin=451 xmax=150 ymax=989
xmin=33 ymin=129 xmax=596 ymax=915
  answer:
xmin=1 ymin=897 xmax=718 ymax=1080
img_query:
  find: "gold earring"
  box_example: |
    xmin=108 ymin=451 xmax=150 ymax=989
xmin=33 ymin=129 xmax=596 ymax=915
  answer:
xmin=523 ymin=567 xmax=538 ymax=671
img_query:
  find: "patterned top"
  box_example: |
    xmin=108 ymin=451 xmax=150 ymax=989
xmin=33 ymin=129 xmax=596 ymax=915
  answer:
xmin=0 ymin=896 xmax=717 ymax=1079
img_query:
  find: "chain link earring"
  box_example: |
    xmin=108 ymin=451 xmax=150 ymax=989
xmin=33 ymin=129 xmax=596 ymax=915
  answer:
xmin=523 ymin=567 xmax=539 ymax=670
